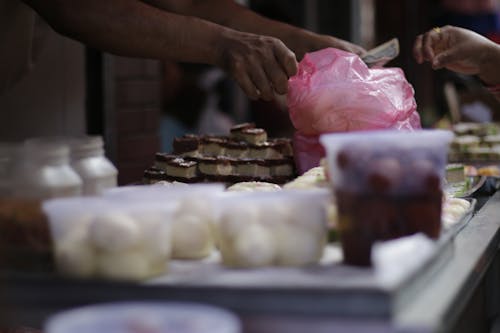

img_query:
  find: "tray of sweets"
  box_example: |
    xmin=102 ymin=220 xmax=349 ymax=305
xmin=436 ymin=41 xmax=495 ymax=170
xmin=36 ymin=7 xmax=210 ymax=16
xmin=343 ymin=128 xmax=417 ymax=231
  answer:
xmin=1 ymin=199 xmax=476 ymax=322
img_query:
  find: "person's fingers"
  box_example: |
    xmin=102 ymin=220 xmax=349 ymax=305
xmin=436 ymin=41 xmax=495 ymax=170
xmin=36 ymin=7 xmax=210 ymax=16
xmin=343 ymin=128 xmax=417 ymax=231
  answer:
xmin=422 ymin=30 xmax=438 ymax=62
xmin=247 ymin=57 xmax=274 ymax=101
xmin=273 ymin=41 xmax=298 ymax=78
xmin=264 ymin=61 xmax=289 ymax=95
xmin=413 ymin=34 xmax=424 ymax=64
xmin=231 ymin=60 xmax=260 ymax=100
xmin=346 ymin=43 xmax=367 ymax=56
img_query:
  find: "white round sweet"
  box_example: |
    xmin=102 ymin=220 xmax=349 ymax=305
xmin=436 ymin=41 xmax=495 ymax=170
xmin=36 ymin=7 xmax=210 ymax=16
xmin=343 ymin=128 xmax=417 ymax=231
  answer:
xmin=232 ymin=223 xmax=275 ymax=267
xmin=259 ymin=204 xmax=292 ymax=227
xmin=171 ymin=214 xmax=214 ymax=259
xmin=227 ymin=181 xmax=282 ymax=192
xmin=96 ymin=250 xmax=151 ymax=280
xmin=447 ymin=198 xmax=471 ymax=211
xmin=49 ymin=213 xmax=94 ymax=243
xmin=54 ymin=226 xmax=95 ymax=278
xmin=89 ymin=212 xmax=142 ymax=253
xmin=219 ymin=204 xmax=260 ymax=240
xmin=273 ymin=224 xmax=324 ymax=266
xmin=288 ymin=202 xmax=328 ymax=236
xmin=134 ymin=212 xmax=172 ymax=259
xmin=175 ymin=198 xmax=216 ymax=232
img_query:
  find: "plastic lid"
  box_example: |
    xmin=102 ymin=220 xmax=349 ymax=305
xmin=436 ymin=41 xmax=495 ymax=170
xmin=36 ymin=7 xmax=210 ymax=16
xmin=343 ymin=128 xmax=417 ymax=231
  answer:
xmin=45 ymin=302 xmax=241 ymax=333
xmin=70 ymin=136 xmax=105 ymax=159
xmin=24 ymin=138 xmax=71 ymax=164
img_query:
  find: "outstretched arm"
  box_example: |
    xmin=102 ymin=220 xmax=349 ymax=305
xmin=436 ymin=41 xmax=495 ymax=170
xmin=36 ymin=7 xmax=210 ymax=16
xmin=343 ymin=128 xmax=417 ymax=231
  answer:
xmin=23 ymin=0 xmax=297 ymax=100
xmin=413 ymin=25 xmax=500 ymax=86
xmin=142 ymin=0 xmax=366 ymax=59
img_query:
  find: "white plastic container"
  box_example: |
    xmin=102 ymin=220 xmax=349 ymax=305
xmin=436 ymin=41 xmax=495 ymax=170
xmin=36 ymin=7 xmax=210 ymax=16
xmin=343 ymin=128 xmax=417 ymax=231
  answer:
xmin=70 ymin=136 xmax=117 ymax=195
xmin=43 ymin=197 xmax=175 ymax=280
xmin=45 ymin=302 xmax=241 ymax=333
xmin=216 ymin=189 xmax=329 ymax=267
xmin=11 ymin=140 xmax=82 ymax=200
xmin=105 ymin=184 xmax=225 ymax=260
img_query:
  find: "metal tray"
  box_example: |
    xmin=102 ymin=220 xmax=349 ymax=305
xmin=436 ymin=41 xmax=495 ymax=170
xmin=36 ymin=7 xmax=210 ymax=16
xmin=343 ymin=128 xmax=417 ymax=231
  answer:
xmin=0 ymin=199 xmax=477 ymax=325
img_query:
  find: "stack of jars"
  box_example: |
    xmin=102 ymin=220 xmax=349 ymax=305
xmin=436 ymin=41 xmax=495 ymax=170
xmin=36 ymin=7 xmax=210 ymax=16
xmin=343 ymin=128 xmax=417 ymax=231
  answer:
xmin=0 ymin=136 xmax=117 ymax=200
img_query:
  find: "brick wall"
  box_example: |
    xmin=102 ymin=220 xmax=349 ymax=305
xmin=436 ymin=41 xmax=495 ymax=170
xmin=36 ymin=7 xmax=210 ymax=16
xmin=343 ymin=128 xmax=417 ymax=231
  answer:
xmin=111 ymin=57 xmax=162 ymax=185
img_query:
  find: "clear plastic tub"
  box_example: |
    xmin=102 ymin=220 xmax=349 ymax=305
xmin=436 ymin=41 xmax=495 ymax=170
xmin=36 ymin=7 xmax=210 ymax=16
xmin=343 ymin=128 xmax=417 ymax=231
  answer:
xmin=104 ymin=183 xmax=225 ymax=201
xmin=104 ymin=184 xmax=225 ymax=260
xmin=216 ymin=189 xmax=329 ymax=267
xmin=45 ymin=302 xmax=241 ymax=333
xmin=43 ymin=197 xmax=175 ymax=280
xmin=320 ymin=130 xmax=454 ymax=266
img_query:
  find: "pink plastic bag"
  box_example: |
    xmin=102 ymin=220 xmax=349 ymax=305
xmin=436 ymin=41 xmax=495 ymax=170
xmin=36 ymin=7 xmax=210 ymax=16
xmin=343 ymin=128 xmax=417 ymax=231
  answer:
xmin=287 ymin=48 xmax=420 ymax=135
xmin=288 ymin=48 xmax=421 ymax=174
xmin=293 ymin=132 xmax=325 ymax=175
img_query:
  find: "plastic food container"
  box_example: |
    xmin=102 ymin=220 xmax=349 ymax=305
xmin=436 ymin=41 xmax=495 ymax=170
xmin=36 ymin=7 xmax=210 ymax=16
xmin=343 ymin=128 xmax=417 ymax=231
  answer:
xmin=216 ymin=189 xmax=329 ymax=267
xmin=105 ymin=184 xmax=225 ymax=260
xmin=320 ymin=130 xmax=454 ymax=266
xmin=43 ymin=197 xmax=175 ymax=280
xmin=45 ymin=302 xmax=241 ymax=333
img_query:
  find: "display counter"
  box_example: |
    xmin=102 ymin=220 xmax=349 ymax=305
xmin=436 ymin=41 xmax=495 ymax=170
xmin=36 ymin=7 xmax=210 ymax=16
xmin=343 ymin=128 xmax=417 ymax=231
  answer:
xmin=1 ymin=191 xmax=499 ymax=333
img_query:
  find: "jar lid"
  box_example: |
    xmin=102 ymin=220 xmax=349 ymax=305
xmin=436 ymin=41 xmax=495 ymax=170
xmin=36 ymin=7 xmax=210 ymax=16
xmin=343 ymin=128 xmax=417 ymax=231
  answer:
xmin=70 ymin=136 xmax=104 ymax=157
xmin=24 ymin=138 xmax=71 ymax=162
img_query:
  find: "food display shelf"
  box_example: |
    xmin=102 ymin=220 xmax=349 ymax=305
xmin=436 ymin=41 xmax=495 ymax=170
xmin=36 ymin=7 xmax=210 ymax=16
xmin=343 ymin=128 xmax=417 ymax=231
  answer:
xmin=0 ymin=200 xmax=477 ymax=328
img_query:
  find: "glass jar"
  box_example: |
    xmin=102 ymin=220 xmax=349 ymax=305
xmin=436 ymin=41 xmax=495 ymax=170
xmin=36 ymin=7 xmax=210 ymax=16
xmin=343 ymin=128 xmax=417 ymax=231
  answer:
xmin=11 ymin=140 xmax=82 ymax=200
xmin=70 ymin=136 xmax=117 ymax=195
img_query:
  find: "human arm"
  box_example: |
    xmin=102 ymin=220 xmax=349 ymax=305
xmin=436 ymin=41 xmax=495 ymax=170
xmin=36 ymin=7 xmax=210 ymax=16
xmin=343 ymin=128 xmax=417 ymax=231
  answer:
xmin=22 ymin=0 xmax=297 ymax=100
xmin=141 ymin=0 xmax=366 ymax=59
xmin=413 ymin=25 xmax=500 ymax=86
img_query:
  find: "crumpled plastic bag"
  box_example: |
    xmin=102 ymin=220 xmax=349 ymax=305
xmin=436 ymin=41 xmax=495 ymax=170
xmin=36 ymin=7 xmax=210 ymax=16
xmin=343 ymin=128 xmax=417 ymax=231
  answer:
xmin=293 ymin=132 xmax=325 ymax=175
xmin=288 ymin=48 xmax=421 ymax=174
xmin=287 ymin=48 xmax=420 ymax=135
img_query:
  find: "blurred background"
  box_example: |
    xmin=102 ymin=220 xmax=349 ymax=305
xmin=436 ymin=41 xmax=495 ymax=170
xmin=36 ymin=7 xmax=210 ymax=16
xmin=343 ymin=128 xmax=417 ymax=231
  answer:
xmin=0 ymin=0 xmax=499 ymax=185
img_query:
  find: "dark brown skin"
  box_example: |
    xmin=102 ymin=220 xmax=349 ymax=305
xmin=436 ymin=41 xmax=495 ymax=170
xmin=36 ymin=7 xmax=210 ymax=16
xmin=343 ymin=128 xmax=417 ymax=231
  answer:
xmin=22 ymin=0 xmax=365 ymax=101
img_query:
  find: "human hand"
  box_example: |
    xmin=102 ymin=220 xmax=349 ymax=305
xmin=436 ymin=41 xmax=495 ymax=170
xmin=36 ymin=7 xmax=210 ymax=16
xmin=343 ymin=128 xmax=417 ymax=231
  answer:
xmin=413 ymin=25 xmax=495 ymax=76
xmin=214 ymin=30 xmax=298 ymax=101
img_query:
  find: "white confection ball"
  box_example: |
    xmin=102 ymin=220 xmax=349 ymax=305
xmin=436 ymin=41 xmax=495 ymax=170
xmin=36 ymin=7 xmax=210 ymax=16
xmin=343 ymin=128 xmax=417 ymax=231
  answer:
xmin=443 ymin=204 xmax=467 ymax=221
xmin=89 ymin=212 xmax=142 ymax=253
xmin=219 ymin=204 xmax=259 ymax=240
xmin=175 ymin=198 xmax=214 ymax=221
xmin=54 ymin=226 xmax=95 ymax=278
xmin=442 ymin=214 xmax=455 ymax=228
xmin=50 ymin=213 xmax=94 ymax=243
xmin=283 ymin=179 xmax=310 ymax=190
xmin=218 ymin=236 xmax=237 ymax=266
xmin=273 ymin=224 xmax=324 ymax=266
xmin=227 ymin=182 xmax=282 ymax=192
xmin=133 ymin=211 xmax=172 ymax=260
xmin=286 ymin=201 xmax=328 ymax=236
xmin=447 ymin=198 xmax=471 ymax=211
xmin=259 ymin=204 xmax=291 ymax=227
xmin=232 ymin=223 xmax=275 ymax=267
xmin=171 ymin=214 xmax=214 ymax=259
xmin=96 ymin=250 xmax=151 ymax=281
